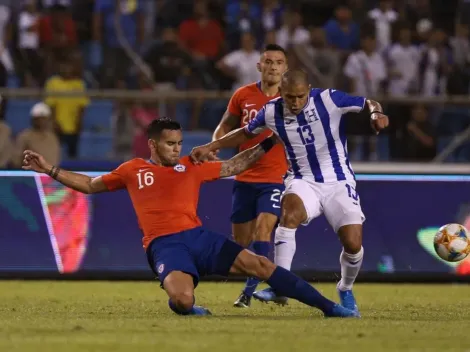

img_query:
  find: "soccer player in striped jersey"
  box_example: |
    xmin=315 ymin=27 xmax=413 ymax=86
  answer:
xmin=190 ymin=70 xmax=389 ymax=315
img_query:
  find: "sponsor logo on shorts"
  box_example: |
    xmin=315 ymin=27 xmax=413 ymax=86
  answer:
xmin=157 ymin=264 xmax=165 ymax=274
xmin=174 ymin=164 xmax=186 ymax=172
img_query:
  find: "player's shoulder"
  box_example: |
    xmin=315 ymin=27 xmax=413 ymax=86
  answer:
xmin=232 ymin=82 xmax=261 ymax=98
xmin=116 ymin=158 xmax=148 ymax=172
xmin=178 ymin=156 xmax=200 ymax=172
xmin=309 ymin=87 xmax=334 ymax=98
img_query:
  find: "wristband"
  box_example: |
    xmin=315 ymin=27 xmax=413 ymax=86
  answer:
xmin=48 ymin=166 xmax=55 ymax=177
xmin=259 ymin=138 xmax=275 ymax=153
xmin=52 ymin=167 xmax=60 ymax=179
xmin=370 ymin=111 xmax=383 ymax=120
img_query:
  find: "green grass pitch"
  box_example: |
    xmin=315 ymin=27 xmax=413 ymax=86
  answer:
xmin=0 ymin=281 xmax=469 ymax=352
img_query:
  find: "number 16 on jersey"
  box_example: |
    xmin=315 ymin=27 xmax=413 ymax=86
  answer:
xmin=137 ymin=171 xmax=154 ymax=189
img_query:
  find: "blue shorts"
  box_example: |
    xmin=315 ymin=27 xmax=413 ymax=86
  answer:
xmin=231 ymin=181 xmax=285 ymax=224
xmin=146 ymin=227 xmax=244 ymax=288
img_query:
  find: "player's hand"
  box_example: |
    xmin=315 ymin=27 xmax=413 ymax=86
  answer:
xmin=206 ymin=149 xmax=220 ymax=161
xmin=190 ymin=145 xmax=213 ymax=164
xmin=22 ymin=150 xmax=52 ymax=174
xmin=371 ymin=112 xmax=389 ymax=135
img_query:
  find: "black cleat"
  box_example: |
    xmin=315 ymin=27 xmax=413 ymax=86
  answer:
xmin=233 ymin=293 xmax=251 ymax=308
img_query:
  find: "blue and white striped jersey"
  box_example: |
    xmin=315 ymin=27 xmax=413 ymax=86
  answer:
xmin=245 ymin=88 xmax=366 ymax=183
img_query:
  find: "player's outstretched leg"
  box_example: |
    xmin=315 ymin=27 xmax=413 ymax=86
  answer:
xmin=235 ymin=213 xmax=276 ymax=308
xmin=336 ymin=224 xmax=364 ymax=314
xmin=231 ymin=250 xmax=359 ymax=318
xmin=163 ymin=271 xmax=211 ymax=316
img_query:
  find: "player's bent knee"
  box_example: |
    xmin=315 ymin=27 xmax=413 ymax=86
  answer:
xmin=251 ymin=256 xmax=276 ymax=280
xmin=233 ymin=250 xmax=276 ymax=280
xmin=170 ymin=290 xmax=195 ymax=312
xmin=280 ymin=211 xmax=303 ymax=228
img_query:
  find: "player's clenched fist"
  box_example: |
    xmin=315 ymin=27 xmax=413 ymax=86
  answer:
xmin=370 ymin=112 xmax=389 ymax=134
xmin=22 ymin=150 xmax=51 ymax=174
xmin=190 ymin=144 xmax=213 ymax=164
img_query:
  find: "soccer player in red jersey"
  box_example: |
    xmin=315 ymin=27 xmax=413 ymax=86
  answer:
xmin=213 ymin=44 xmax=288 ymax=307
xmin=22 ymin=118 xmax=358 ymax=318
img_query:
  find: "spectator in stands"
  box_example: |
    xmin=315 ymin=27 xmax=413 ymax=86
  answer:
xmin=179 ymin=0 xmax=224 ymax=61
xmin=0 ymin=1 xmax=14 ymax=85
xmin=264 ymin=30 xmax=276 ymax=45
xmin=0 ymin=118 xmax=12 ymax=169
xmin=368 ymin=0 xmax=398 ymax=52
xmin=418 ymin=28 xmax=449 ymax=96
xmin=216 ymin=32 xmax=260 ymax=91
xmin=71 ymin=0 xmax=95 ymax=85
xmin=42 ymin=0 xmax=71 ymax=8
xmin=18 ymin=0 xmax=43 ymax=87
xmin=261 ymin=0 xmax=283 ymax=33
xmin=39 ymin=4 xmax=78 ymax=78
xmin=386 ymin=25 xmax=420 ymax=97
xmin=178 ymin=0 xmax=224 ymax=89
xmin=324 ymin=5 xmax=360 ymax=55
xmin=275 ymin=9 xmax=309 ymax=50
xmin=403 ymin=104 xmax=436 ymax=161
xmin=143 ymin=27 xmax=191 ymax=91
xmin=344 ymin=34 xmax=387 ymax=97
xmin=293 ymin=27 xmax=340 ymax=89
xmin=450 ymin=23 xmax=470 ymax=69
xmin=45 ymin=58 xmax=89 ymax=159
xmin=225 ymin=0 xmax=262 ymax=50
xmin=344 ymin=34 xmax=386 ymax=161
xmin=447 ymin=23 xmax=470 ymax=95
xmin=406 ymin=0 xmax=434 ymax=37
xmin=347 ymin=0 xmax=368 ymax=25
xmin=130 ymin=75 xmax=158 ymax=159
xmin=93 ymin=0 xmax=144 ymax=88
xmin=13 ymin=102 xmax=60 ymax=168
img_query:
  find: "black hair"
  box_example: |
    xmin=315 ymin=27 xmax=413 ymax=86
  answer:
xmin=262 ymin=44 xmax=287 ymax=57
xmin=281 ymin=69 xmax=309 ymax=86
xmin=147 ymin=118 xmax=182 ymax=139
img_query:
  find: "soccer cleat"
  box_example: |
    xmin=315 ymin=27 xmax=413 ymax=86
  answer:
xmin=337 ymin=287 xmax=359 ymax=314
xmin=191 ymin=306 xmax=212 ymax=316
xmin=233 ymin=293 xmax=251 ymax=308
xmin=324 ymin=303 xmax=360 ymax=318
xmin=253 ymin=288 xmax=288 ymax=306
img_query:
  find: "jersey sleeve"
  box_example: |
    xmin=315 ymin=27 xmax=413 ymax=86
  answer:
xmin=197 ymin=162 xmax=223 ymax=182
xmin=329 ymin=89 xmax=366 ymax=113
xmin=101 ymin=162 xmax=129 ymax=191
xmin=244 ymin=107 xmax=267 ymax=135
xmin=227 ymin=88 xmax=242 ymax=116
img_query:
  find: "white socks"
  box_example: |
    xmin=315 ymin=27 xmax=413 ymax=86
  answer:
xmin=274 ymin=226 xmax=297 ymax=270
xmin=337 ymin=246 xmax=364 ymax=291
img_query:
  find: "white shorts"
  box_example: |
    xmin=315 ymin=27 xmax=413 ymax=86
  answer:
xmin=283 ymin=177 xmax=365 ymax=232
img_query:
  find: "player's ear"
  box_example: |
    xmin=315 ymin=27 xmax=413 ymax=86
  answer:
xmin=256 ymin=62 xmax=261 ymax=72
xmin=148 ymin=138 xmax=155 ymax=151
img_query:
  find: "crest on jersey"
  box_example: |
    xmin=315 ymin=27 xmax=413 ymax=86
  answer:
xmin=157 ymin=264 xmax=164 ymax=274
xmin=174 ymin=164 xmax=186 ymax=172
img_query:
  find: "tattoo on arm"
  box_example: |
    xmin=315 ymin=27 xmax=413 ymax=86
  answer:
xmin=219 ymin=144 xmax=265 ymax=177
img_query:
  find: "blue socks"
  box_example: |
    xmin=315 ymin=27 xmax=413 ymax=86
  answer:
xmin=267 ymin=266 xmax=335 ymax=313
xmin=243 ymin=241 xmax=270 ymax=297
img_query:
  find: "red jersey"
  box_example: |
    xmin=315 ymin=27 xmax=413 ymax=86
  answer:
xmin=227 ymin=82 xmax=288 ymax=184
xmin=101 ymin=157 xmax=222 ymax=249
